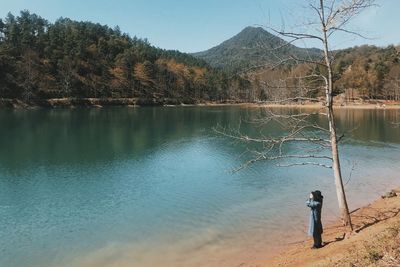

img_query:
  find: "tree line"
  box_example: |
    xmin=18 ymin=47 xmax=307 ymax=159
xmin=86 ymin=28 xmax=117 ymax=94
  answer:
xmin=1 ymin=11 xmax=398 ymax=106
xmin=0 ymin=11 xmax=251 ymax=105
xmin=249 ymin=45 xmax=400 ymax=102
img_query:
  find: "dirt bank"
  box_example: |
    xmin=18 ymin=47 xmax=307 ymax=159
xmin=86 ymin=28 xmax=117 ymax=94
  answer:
xmin=1 ymin=98 xmax=400 ymax=109
xmin=266 ymin=188 xmax=400 ymax=267
xmin=0 ymin=97 xmax=190 ymax=108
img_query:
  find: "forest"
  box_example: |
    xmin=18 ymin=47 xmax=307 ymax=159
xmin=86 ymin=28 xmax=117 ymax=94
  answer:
xmin=0 ymin=11 xmax=251 ymax=105
xmin=250 ymin=45 xmax=400 ymax=102
xmin=0 ymin=11 xmax=399 ymax=106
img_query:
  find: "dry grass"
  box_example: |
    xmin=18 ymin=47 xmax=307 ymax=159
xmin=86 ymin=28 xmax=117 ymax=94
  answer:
xmin=268 ymin=191 xmax=400 ymax=267
xmin=331 ymin=221 xmax=400 ymax=267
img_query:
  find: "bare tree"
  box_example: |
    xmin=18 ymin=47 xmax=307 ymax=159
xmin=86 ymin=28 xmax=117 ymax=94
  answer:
xmin=218 ymin=0 xmax=376 ymax=231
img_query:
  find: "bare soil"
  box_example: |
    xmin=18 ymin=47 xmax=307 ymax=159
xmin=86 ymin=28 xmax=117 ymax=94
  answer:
xmin=266 ymin=188 xmax=400 ymax=267
xmin=1 ymin=97 xmax=400 ymax=109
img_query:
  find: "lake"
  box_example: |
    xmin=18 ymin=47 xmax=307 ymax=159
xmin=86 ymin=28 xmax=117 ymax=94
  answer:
xmin=0 ymin=106 xmax=399 ymax=267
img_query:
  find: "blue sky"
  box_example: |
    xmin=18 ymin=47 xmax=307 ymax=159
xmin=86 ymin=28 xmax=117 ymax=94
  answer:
xmin=1 ymin=0 xmax=399 ymax=52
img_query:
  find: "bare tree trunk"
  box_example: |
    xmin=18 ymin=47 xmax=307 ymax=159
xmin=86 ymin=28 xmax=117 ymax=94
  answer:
xmin=320 ymin=0 xmax=353 ymax=230
xmin=328 ymin=107 xmax=353 ymax=229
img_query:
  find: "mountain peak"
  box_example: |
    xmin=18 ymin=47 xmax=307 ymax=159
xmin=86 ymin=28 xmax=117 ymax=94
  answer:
xmin=192 ymin=26 xmax=321 ymax=71
xmin=218 ymin=26 xmax=280 ymax=49
xmin=241 ymin=26 xmax=265 ymax=32
xmin=239 ymin=26 xmax=275 ymax=37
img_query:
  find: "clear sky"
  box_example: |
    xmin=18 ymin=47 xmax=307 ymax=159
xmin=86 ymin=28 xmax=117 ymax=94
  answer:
xmin=1 ymin=0 xmax=399 ymax=53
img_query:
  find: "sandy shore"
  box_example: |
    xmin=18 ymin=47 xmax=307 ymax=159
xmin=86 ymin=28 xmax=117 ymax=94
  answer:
xmin=241 ymin=101 xmax=400 ymax=110
xmin=1 ymin=97 xmax=400 ymax=109
xmin=265 ymin=188 xmax=400 ymax=267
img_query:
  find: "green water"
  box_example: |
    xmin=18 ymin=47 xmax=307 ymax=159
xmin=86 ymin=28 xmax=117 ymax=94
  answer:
xmin=0 ymin=107 xmax=399 ymax=267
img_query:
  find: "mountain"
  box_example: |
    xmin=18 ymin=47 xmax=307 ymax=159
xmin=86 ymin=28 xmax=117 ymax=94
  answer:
xmin=192 ymin=26 xmax=321 ymax=72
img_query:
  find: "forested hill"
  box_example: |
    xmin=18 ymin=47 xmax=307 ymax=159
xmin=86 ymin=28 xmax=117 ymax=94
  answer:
xmin=192 ymin=26 xmax=321 ymax=72
xmin=193 ymin=26 xmax=400 ymax=102
xmin=0 ymin=11 xmax=251 ymax=106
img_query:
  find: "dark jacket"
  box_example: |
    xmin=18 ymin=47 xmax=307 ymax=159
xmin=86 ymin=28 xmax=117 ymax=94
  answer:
xmin=306 ymin=199 xmax=323 ymax=236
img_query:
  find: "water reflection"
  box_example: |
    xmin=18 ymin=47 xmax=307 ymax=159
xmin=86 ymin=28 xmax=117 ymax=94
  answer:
xmin=1 ymin=107 xmax=399 ymax=168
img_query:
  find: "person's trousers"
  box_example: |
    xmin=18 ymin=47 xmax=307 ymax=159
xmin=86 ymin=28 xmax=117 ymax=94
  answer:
xmin=313 ymin=233 xmax=322 ymax=247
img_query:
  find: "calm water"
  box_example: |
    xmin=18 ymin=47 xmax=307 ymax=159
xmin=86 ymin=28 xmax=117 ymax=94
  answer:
xmin=0 ymin=107 xmax=399 ymax=267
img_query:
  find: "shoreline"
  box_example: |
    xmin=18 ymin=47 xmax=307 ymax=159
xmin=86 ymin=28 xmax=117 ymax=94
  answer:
xmin=265 ymin=187 xmax=400 ymax=266
xmin=1 ymin=97 xmax=400 ymax=109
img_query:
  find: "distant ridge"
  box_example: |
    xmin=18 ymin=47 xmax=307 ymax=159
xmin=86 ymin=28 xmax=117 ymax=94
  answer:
xmin=192 ymin=26 xmax=321 ymax=72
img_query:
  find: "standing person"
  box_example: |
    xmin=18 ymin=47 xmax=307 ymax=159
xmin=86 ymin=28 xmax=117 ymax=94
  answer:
xmin=306 ymin=190 xmax=324 ymax=249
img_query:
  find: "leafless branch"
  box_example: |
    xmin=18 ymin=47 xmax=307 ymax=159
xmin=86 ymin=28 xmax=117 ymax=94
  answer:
xmin=327 ymin=27 xmax=374 ymax=39
xmin=264 ymin=25 xmax=324 ymax=42
xmin=344 ymin=161 xmax=357 ymax=186
xmin=215 ymin=126 xmax=330 ymax=145
xmin=261 ymin=97 xmax=321 ymax=104
xmin=277 ymin=162 xmax=332 ymax=168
